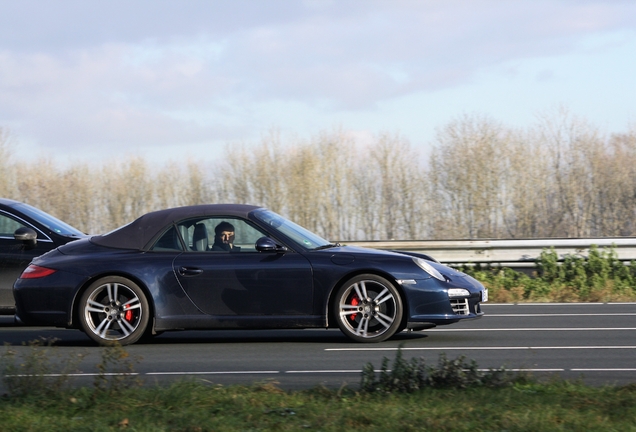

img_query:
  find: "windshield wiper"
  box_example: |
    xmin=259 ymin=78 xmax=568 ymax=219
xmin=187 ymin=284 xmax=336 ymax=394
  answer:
xmin=314 ymin=242 xmax=341 ymax=250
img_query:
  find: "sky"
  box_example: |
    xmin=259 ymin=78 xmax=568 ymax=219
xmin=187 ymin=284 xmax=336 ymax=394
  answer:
xmin=1 ymin=0 xmax=636 ymax=167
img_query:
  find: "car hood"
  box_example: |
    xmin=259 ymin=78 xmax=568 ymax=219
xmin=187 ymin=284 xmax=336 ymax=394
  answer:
xmin=325 ymin=245 xmax=467 ymax=279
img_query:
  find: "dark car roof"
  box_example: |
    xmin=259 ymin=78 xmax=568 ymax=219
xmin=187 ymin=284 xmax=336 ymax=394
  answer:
xmin=90 ymin=204 xmax=262 ymax=250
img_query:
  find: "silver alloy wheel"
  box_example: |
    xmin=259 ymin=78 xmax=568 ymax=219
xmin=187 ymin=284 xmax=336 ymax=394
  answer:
xmin=79 ymin=277 xmax=149 ymax=345
xmin=335 ymin=275 xmax=402 ymax=342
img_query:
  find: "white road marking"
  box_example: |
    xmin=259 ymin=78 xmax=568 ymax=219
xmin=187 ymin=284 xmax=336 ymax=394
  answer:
xmin=490 ymin=369 xmax=564 ymax=372
xmin=7 ymin=372 xmax=139 ymax=377
xmin=10 ymin=368 xmax=636 ymax=378
xmin=429 ymin=327 xmax=636 ymax=331
xmin=146 ymin=371 xmax=279 ymax=375
xmin=326 ymin=346 xmax=636 ymax=351
xmin=484 ymin=303 xmax=636 ymax=306
xmin=285 ymin=370 xmax=361 ymax=374
xmin=571 ymin=369 xmax=636 ymax=372
xmin=487 ymin=313 xmax=636 ymax=316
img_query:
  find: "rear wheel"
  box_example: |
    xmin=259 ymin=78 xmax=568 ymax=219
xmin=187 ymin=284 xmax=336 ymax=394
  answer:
xmin=334 ymin=274 xmax=403 ymax=343
xmin=78 ymin=276 xmax=149 ymax=346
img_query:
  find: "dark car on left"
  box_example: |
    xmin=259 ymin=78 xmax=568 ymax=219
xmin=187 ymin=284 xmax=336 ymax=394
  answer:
xmin=0 ymin=198 xmax=86 ymax=314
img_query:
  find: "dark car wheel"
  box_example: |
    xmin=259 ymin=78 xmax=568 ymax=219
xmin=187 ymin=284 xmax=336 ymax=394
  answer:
xmin=335 ymin=274 xmax=403 ymax=343
xmin=78 ymin=276 xmax=149 ymax=346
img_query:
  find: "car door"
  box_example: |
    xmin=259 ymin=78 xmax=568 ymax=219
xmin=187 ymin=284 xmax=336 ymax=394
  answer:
xmin=0 ymin=212 xmax=54 ymax=311
xmin=172 ymin=217 xmax=314 ymax=316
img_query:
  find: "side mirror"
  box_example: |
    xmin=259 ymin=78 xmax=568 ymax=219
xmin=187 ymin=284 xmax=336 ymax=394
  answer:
xmin=255 ymin=237 xmax=287 ymax=253
xmin=14 ymin=227 xmax=37 ymax=249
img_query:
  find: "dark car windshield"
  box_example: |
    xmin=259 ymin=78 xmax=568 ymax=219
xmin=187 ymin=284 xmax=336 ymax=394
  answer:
xmin=252 ymin=209 xmax=331 ymax=250
xmin=14 ymin=203 xmax=85 ymax=237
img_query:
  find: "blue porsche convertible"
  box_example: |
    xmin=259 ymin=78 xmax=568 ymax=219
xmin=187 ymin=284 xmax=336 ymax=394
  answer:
xmin=13 ymin=204 xmax=486 ymax=345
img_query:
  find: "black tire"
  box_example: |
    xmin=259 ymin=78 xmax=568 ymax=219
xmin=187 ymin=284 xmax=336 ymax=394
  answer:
xmin=334 ymin=274 xmax=403 ymax=343
xmin=78 ymin=276 xmax=149 ymax=346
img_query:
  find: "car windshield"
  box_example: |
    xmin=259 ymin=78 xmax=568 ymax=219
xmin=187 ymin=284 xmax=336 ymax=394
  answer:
xmin=14 ymin=203 xmax=85 ymax=237
xmin=252 ymin=209 xmax=332 ymax=250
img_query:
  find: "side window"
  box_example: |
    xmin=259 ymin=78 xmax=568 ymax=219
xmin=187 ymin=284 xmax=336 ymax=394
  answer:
xmin=226 ymin=220 xmax=266 ymax=252
xmin=0 ymin=213 xmax=26 ymax=238
xmin=175 ymin=217 xmax=267 ymax=253
xmin=150 ymin=226 xmax=185 ymax=252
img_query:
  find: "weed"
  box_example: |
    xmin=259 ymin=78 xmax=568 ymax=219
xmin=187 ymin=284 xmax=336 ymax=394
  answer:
xmin=0 ymin=338 xmax=86 ymax=398
xmin=425 ymin=353 xmax=483 ymax=389
xmin=360 ymin=347 xmax=524 ymax=394
xmin=93 ymin=341 xmax=142 ymax=394
xmin=1 ymin=339 xmax=142 ymax=398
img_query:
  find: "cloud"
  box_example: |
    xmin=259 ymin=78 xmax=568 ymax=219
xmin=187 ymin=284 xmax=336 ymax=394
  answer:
xmin=0 ymin=0 xmax=635 ymax=160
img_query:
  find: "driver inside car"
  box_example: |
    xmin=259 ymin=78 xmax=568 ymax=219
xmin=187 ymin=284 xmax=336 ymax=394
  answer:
xmin=211 ymin=221 xmax=239 ymax=252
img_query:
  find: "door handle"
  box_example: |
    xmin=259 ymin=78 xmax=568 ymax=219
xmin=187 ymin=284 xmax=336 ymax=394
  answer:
xmin=179 ymin=266 xmax=203 ymax=277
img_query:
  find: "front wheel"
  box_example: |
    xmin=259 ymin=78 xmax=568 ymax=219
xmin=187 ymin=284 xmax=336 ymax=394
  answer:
xmin=78 ymin=276 xmax=149 ymax=346
xmin=334 ymin=274 xmax=403 ymax=343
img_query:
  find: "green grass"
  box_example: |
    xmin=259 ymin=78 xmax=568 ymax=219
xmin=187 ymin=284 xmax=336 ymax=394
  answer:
xmin=2 ymin=343 xmax=636 ymax=431
xmin=1 ymin=380 xmax=635 ymax=431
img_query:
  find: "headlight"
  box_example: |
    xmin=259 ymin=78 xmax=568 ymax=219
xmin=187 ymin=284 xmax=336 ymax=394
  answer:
xmin=412 ymin=257 xmax=445 ymax=281
xmin=448 ymin=288 xmax=470 ymax=297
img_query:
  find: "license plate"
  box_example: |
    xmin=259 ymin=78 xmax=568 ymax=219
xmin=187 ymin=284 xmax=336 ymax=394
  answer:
xmin=482 ymin=289 xmax=488 ymax=302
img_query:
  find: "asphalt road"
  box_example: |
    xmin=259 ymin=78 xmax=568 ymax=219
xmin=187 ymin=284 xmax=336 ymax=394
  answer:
xmin=1 ymin=303 xmax=635 ymax=390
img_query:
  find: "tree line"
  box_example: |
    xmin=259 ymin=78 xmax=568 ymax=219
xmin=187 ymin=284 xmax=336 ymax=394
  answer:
xmin=2 ymin=110 xmax=635 ymax=241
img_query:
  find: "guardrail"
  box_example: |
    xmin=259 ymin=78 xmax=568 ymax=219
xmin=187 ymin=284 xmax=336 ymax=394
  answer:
xmin=340 ymin=238 xmax=636 ymax=271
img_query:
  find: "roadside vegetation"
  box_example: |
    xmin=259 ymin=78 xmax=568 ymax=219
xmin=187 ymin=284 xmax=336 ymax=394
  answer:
xmin=2 ymin=341 xmax=635 ymax=431
xmin=461 ymin=245 xmax=636 ymax=302
xmin=2 ymin=109 xmax=636 ymax=241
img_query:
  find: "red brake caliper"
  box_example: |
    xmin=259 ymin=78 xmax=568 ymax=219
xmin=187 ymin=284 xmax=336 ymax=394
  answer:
xmin=124 ymin=304 xmax=133 ymax=322
xmin=350 ymin=296 xmax=359 ymax=321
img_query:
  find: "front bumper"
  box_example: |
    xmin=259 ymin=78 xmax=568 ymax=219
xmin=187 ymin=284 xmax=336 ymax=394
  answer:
xmin=398 ymin=276 xmax=486 ymax=328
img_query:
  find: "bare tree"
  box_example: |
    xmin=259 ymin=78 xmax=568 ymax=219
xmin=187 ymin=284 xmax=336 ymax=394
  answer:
xmin=55 ymin=163 xmax=97 ymax=233
xmin=502 ymin=128 xmax=558 ymax=238
xmin=4 ymin=117 xmax=636 ymax=240
xmin=536 ymin=109 xmax=600 ymax=238
xmin=98 ymin=156 xmax=154 ymax=231
xmin=312 ymin=129 xmax=358 ymax=240
xmin=589 ymin=130 xmax=636 ymax=236
xmin=366 ymin=133 xmax=426 ymax=239
xmin=428 ymin=115 xmax=509 ymax=239
xmin=0 ymin=128 xmax=14 ymax=198
xmin=217 ymin=131 xmax=288 ymax=212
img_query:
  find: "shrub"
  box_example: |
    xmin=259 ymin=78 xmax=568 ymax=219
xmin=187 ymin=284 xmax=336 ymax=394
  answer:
xmin=461 ymin=245 xmax=636 ymax=302
xmin=360 ymin=347 xmax=520 ymax=394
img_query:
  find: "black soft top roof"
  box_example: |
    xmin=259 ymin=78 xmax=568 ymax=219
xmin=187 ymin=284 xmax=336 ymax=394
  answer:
xmin=90 ymin=204 xmax=262 ymax=250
